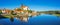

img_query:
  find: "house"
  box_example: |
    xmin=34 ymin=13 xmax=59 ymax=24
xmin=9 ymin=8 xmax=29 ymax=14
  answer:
xmin=14 ymin=8 xmax=24 ymax=14
xmin=2 ymin=9 xmax=11 ymax=14
xmin=21 ymin=4 xmax=29 ymax=10
xmin=21 ymin=6 xmax=28 ymax=10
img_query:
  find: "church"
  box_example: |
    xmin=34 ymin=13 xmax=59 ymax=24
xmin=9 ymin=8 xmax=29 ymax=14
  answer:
xmin=13 ymin=4 xmax=29 ymax=15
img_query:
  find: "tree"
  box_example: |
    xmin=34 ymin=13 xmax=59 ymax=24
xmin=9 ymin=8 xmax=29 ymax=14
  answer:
xmin=11 ymin=11 xmax=16 ymax=15
xmin=0 ymin=10 xmax=2 ymax=14
xmin=28 ymin=10 xmax=32 ymax=13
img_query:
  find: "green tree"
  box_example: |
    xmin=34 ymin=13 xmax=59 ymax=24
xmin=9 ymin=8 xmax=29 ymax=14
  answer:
xmin=28 ymin=10 xmax=32 ymax=13
xmin=0 ymin=10 xmax=2 ymax=14
xmin=11 ymin=11 xmax=16 ymax=15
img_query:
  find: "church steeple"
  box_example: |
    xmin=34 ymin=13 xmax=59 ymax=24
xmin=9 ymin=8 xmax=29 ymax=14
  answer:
xmin=20 ymin=4 xmax=29 ymax=10
xmin=21 ymin=4 xmax=25 ymax=9
xmin=21 ymin=3 xmax=24 ymax=7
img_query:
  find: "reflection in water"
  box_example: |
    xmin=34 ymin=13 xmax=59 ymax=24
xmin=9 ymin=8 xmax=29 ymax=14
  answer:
xmin=10 ymin=16 xmax=14 ymax=22
xmin=0 ymin=14 xmax=60 ymax=25
xmin=0 ymin=15 xmax=7 ymax=19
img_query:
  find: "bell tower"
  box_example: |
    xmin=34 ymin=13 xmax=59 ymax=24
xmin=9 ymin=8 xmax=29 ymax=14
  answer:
xmin=21 ymin=4 xmax=28 ymax=10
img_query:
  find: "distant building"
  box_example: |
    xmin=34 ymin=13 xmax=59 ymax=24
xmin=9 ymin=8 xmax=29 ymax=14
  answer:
xmin=2 ymin=8 xmax=11 ymax=14
xmin=14 ymin=4 xmax=29 ymax=14
xmin=21 ymin=6 xmax=28 ymax=10
xmin=21 ymin=4 xmax=29 ymax=10
xmin=14 ymin=8 xmax=24 ymax=14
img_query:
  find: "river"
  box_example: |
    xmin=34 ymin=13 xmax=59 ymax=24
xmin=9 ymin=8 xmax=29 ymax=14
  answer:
xmin=0 ymin=14 xmax=60 ymax=25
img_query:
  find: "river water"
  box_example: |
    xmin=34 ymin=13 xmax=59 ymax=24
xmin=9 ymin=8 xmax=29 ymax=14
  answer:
xmin=0 ymin=14 xmax=60 ymax=25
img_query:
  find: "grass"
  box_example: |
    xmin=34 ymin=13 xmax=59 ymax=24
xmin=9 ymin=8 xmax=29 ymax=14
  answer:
xmin=4 ymin=15 xmax=11 ymax=18
xmin=53 ymin=14 xmax=60 ymax=17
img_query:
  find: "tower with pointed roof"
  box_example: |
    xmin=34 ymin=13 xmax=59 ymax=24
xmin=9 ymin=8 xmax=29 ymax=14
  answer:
xmin=21 ymin=4 xmax=29 ymax=10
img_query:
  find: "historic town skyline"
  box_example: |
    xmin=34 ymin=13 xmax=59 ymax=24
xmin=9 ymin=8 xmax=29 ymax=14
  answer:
xmin=0 ymin=0 xmax=60 ymax=11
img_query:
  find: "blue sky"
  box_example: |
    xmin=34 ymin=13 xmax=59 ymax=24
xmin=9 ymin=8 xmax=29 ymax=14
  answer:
xmin=0 ymin=0 xmax=60 ymax=11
